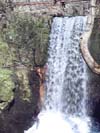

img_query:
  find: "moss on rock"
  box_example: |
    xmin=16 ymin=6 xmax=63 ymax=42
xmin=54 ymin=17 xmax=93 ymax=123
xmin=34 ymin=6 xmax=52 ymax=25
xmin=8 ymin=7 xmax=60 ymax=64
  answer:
xmin=0 ymin=12 xmax=50 ymax=132
xmin=16 ymin=67 xmax=31 ymax=102
xmin=0 ymin=38 xmax=15 ymax=67
xmin=2 ymin=13 xmax=50 ymax=67
xmin=0 ymin=68 xmax=14 ymax=111
xmin=0 ymin=13 xmax=50 ymax=110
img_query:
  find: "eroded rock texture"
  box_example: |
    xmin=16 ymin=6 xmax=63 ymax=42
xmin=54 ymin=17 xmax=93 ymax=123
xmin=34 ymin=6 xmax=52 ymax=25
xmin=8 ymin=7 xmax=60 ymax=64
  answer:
xmin=0 ymin=5 xmax=50 ymax=132
xmin=0 ymin=0 xmax=100 ymax=132
xmin=0 ymin=68 xmax=41 ymax=133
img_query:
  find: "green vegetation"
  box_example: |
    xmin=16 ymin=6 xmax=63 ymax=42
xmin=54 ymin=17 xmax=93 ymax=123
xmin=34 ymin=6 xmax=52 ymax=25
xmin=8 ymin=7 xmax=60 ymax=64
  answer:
xmin=0 ymin=38 xmax=15 ymax=67
xmin=0 ymin=68 xmax=14 ymax=110
xmin=0 ymin=11 xmax=50 ymax=109
xmin=3 ymin=14 xmax=50 ymax=67
xmin=16 ymin=68 xmax=31 ymax=101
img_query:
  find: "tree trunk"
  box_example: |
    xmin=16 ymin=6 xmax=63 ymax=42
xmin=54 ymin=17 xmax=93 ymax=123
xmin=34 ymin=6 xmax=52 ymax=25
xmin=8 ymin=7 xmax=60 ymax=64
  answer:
xmin=80 ymin=0 xmax=100 ymax=74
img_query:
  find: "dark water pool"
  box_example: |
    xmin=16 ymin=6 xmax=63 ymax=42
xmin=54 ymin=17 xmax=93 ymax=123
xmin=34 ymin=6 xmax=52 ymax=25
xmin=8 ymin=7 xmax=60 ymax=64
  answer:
xmin=90 ymin=119 xmax=100 ymax=133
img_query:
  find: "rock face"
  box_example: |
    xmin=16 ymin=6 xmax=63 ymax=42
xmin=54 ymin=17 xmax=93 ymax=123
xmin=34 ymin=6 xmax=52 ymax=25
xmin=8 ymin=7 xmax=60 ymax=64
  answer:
xmin=0 ymin=5 xmax=50 ymax=132
xmin=0 ymin=68 xmax=14 ymax=111
xmin=0 ymin=68 xmax=41 ymax=133
xmin=87 ymin=10 xmax=100 ymax=121
xmin=14 ymin=0 xmax=100 ymax=17
xmin=87 ymin=68 xmax=100 ymax=118
xmin=13 ymin=0 xmax=100 ymax=19
xmin=0 ymin=0 xmax=100 ymax=132
xmin=0 ymin=39 xmax=15 ymax=111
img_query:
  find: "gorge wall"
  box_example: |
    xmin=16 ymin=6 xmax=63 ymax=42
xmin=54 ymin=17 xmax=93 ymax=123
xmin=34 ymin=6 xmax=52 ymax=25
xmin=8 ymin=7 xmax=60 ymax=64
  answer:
xmin=0 ymin=2 xmax=50 ymax=131
xmin=0 ymin=0 xmax=100 ymax=133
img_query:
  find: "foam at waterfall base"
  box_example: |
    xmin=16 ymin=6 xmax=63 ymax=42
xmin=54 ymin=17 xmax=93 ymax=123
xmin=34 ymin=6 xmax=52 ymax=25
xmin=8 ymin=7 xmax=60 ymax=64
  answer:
xmin=24 ymin=110 xmax=90 ymax=133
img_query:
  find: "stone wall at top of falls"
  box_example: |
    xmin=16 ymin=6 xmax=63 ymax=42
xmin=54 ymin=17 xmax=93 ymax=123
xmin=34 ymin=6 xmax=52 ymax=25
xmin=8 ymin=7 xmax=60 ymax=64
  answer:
xmin=13 ymin=0 xmax=100 ymax=17
xmin=0 ymin=0 xmax=100 ymax=132
xmin=13 ymin=0 xmax=88 ymax=16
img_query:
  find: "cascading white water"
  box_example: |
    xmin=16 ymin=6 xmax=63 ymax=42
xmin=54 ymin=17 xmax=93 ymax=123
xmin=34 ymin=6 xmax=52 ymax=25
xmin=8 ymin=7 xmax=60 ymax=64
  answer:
xmin=45 ymin=17 xmax=87 ymax=116
xmin=25 ymin=16 xmax=91 ymax=133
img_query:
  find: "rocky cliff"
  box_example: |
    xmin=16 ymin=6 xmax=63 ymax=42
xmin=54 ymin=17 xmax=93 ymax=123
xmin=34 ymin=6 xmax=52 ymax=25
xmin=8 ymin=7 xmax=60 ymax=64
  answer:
xmin=0 ymin=0 xmax=100 ymax=132
xmin=0 ymin=1 xmax=50 ymax=132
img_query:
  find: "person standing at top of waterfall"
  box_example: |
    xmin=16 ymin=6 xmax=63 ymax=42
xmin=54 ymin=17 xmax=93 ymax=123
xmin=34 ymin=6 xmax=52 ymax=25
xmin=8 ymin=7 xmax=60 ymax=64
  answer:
xmin=54 ymin=0 xmax=65 ymax=8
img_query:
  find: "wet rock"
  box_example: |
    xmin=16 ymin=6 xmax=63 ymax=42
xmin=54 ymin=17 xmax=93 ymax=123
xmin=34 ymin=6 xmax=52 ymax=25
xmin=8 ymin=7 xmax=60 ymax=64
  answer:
xmin=0 ymin=13 xmax=49 ymax=133
xmin=0 ymin=68 xmax=41 ymax=133
xmin=87 ymin=68 xmax=100 ymax=118
xmin=87 ymin=17 xmax=100 ymax=119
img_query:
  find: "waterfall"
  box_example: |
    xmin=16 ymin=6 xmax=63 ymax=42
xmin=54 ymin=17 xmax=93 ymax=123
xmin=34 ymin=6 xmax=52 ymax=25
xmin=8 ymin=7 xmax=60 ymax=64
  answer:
xmin=25 ymin=16 xmax=91 ymax=133
xmin=45 ymin=17 xmax=87 ymax=116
